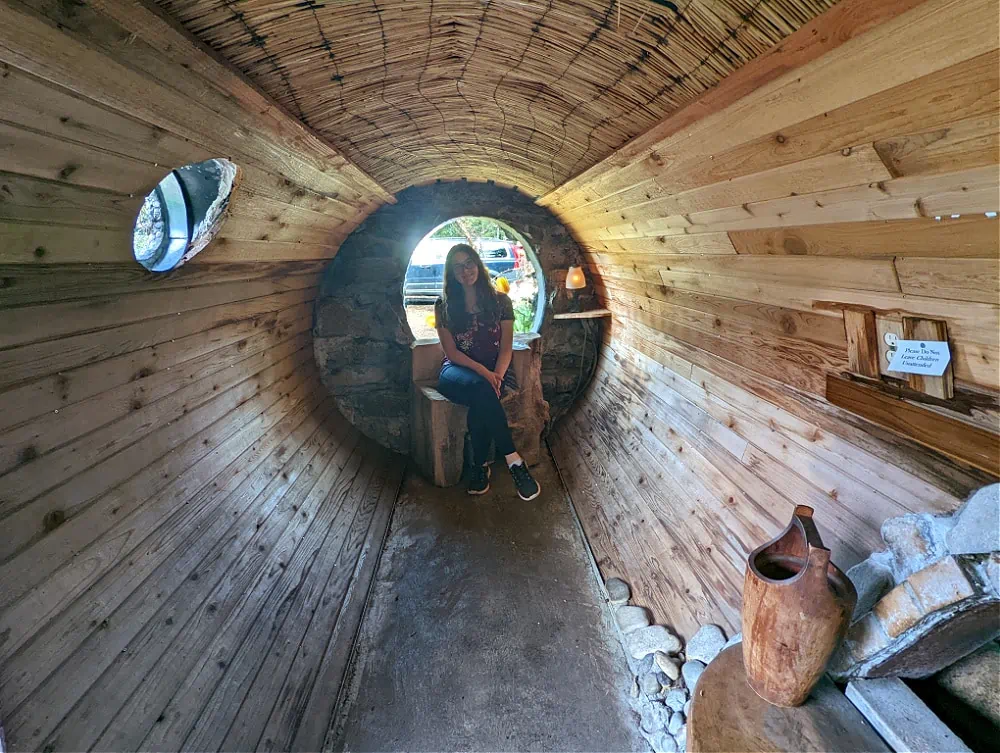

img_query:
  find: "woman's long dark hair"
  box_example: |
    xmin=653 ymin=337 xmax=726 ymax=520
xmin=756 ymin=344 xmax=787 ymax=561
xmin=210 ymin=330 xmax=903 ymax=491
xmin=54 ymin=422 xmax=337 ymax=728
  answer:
xmin=441 ymin=243 xmax=500 ymax=332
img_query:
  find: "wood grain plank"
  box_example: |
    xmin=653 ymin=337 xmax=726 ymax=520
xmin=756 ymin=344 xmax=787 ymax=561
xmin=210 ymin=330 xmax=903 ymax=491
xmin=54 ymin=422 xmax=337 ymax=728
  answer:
xmin=0 ymin=171 xmax=135 ymax=227
xmin=541 ymin=0 xmax=931 ymax=209
xmin=134 ymin=441 xmax=372 ymax=752
xmin=4 ymin=396 xmax=338 ymax=749
xmin=729 ymin=217 xmax=1000 ymax=258
xmin=285 ymin=454 xmax=405 ymax=752
xmin=826 ymin=374 xmax=999 ymax=476
xmin=844 ymin=309 xmax=881 ymax=378
xmin=0 ymin=287 xmax=314 ymax=389
xmin=0 ymin=355 xmax=318 ymax=613
xmin=895 ymin=257 xmax=1000 ymax=304
xmin=875 ymin=113 xmax=1000 ymax=177
xmin=0 ymin=274 xmax=317 ymax=349
xmin=0 ymin=312 xmax=310 ymax=477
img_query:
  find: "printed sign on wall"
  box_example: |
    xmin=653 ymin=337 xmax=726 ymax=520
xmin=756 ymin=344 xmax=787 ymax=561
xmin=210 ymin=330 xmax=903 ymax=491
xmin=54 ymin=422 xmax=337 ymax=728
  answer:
xmin=887 ymin=340 xmax=951 ymax=376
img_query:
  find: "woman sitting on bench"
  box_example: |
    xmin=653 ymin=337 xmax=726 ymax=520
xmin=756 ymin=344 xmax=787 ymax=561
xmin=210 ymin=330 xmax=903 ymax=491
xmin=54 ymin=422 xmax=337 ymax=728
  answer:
xmin=434 ymin=243 xmax=541 ymax=500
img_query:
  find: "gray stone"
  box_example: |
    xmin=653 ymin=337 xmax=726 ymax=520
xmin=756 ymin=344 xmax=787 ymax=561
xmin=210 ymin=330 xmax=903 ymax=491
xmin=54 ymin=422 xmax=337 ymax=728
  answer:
xmin=882 ymin=513 xmax=950 ymax=582
xmin=935 ymin=641 xmax=1000 ymax=727
xmin=683 ymin=700 xmax=691 ymax=717
xmin=629 ymin=675 xmax=640 ymax=699
xmin=675 ymin=725 xmax=687 ymax=753
xmin=946 ymin=484 xmax=1000 ymax=556
xmin=636 ymin=653 xmax=656 ymax=676
xmin=682 ymin=660 xmax=705 ymax=691
xmin=668 ymin=711 xmax=685 ymax=736
xmin=664 ymin=688 xmax=687 ymax=712
xmin=640 ymin=701 xmax=670 ymax=734
xmin=649 ymin=731 xmax=677 ymax=753
xmin=640 ymin=672 xmax=662 ymax=697
xmin=722 ymin=632 xmax=742 ymax=650
xmin=617 ymin=605 xmax=651 ymax=634
xmin=606 ymin=577 xmax=630 ymax=606
xmin=848 ymin=554 xmax=896 ymax=620
xmin=627 ymin=625 xmax=682 ymax=660
xmin=685 ymin=624 xmax=726 ymax=665
xmin=654 ymin=651 xmax=681 ymax=681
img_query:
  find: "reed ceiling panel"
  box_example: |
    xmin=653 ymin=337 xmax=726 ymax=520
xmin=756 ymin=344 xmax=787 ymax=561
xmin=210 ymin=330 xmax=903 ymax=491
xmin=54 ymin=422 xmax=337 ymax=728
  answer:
xmin=154 ymin=0 xmax=838 ymax=194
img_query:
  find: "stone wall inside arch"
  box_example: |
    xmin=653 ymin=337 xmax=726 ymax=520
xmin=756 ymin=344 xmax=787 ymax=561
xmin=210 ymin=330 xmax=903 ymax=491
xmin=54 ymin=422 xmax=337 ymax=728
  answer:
xmin=313 ymin=181 xmax=602 ymax=453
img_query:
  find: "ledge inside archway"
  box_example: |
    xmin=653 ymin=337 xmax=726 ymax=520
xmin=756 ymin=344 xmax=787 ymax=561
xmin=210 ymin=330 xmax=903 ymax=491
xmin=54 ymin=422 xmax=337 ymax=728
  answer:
xmin=313 ymin=181 xmax=603 ymax=454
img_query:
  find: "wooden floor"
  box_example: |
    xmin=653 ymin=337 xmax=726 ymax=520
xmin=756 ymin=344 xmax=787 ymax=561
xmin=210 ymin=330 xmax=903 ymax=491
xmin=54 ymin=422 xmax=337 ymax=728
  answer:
xmin=0 ymin=400 xmax=404 ymax=753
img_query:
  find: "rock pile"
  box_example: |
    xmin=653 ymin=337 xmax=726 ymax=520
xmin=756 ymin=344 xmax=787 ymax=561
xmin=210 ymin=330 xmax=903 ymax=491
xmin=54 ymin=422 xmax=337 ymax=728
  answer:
xmin=604 ymin=577 xmax=735 ymax=753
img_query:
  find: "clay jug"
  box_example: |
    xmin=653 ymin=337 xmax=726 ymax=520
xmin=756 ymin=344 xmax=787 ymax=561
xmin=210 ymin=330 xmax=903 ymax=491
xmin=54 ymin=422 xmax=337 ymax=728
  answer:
xmin=742 ymin=505 xmax=857 ymax=707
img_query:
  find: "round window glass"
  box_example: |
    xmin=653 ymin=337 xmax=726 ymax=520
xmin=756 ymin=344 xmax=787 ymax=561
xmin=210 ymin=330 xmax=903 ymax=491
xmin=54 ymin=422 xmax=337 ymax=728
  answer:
xmin=403 ymin=216 xmax=545 ymax=339
xmin=132 ymin=158 xmax=238 ymax=271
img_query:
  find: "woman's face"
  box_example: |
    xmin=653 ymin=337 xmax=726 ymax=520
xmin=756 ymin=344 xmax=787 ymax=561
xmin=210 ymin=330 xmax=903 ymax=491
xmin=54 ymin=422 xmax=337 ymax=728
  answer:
xmin=452 ymin=251 xmax=479 ymax=287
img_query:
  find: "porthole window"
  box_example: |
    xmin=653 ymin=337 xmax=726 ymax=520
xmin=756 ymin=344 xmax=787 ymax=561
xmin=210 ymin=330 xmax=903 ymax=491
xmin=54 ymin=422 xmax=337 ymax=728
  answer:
xmin=403 ymin=216 xmax=545 ymax=340
xmin=133 ymin=158 xmax=238 ymax=271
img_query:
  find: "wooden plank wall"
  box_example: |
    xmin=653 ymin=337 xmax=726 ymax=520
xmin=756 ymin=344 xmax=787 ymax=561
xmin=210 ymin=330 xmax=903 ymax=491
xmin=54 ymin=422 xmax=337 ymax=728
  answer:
xmin=543 ymin=0 xmax=1000 ymax=639
xmin=0 ymin=1 xmax=401 ymax=750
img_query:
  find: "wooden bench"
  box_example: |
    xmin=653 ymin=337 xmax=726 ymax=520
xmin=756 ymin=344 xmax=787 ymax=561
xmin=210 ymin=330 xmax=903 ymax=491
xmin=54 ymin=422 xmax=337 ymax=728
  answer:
xmin=410 ymin=333 xmax=549 ymax=487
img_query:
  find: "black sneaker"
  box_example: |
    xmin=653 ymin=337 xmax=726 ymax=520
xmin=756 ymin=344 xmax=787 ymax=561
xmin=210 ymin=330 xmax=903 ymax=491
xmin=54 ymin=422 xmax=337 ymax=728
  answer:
xmin=509 ymin=462 xmax=540 ymax=501
xmin=467 ymin=464 xmax=490 ymax=495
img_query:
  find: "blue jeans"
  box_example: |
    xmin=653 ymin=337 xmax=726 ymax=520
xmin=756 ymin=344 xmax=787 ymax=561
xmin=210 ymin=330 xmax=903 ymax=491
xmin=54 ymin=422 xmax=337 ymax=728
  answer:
xmin=437 ymin=363 xmax=516 ymax=466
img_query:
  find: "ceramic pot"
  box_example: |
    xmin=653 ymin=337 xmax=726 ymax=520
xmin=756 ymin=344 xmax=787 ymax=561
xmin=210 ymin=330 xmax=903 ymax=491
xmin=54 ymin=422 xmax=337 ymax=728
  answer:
xmin=742 ymin=505 xmax=857 ymax=707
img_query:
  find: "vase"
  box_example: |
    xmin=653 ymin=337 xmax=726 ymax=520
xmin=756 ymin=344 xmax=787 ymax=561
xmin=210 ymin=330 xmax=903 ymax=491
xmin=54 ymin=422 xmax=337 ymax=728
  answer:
xmin=742 ymin=505 xmax=857 ymax=707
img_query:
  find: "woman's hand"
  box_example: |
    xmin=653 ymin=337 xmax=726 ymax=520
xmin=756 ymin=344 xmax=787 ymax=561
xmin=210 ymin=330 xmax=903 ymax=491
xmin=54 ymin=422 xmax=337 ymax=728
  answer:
xmin=481 ymin=368 xmax=503 ymax=397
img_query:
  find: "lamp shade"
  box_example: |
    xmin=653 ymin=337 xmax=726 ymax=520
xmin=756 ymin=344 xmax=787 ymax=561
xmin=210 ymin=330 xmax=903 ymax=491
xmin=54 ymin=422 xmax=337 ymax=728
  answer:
xmin=565 ymin=265 xmax=586 ymax=290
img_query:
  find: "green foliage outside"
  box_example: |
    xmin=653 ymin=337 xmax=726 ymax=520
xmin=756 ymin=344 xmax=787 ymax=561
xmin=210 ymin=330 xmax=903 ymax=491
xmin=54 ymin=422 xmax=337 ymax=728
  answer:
xmin=512 ymin=299 xmax=535 ymax=334
xmin=431 ymin=216 xmax=513 ymax=242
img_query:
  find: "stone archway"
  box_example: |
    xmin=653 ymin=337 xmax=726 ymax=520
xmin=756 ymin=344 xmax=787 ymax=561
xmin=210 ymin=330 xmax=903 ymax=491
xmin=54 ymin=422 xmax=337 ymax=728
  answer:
xmin=313 ymin=181 xmax=602 ymax=453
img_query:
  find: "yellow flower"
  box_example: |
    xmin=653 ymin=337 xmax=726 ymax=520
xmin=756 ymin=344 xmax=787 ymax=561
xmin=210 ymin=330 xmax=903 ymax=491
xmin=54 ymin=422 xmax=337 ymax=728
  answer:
xmin=425 ymin=313 xmax=436 ymax=328
xmin=494 ymin=276 xmax=510 ymax=294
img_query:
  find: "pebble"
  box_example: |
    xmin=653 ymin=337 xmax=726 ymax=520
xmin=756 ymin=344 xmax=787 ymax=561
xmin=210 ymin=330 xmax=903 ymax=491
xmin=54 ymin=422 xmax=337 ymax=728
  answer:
xmin=626 ymin=625 xmax=683 ymax=660
xmin=686 ymin=624 xmax=727 ymax=665
xmin=682 ymin=660 xmax=706 ymax=692
xmin=640 ymin=672 xmax=662 ymax=697
xmin=650 ymin=731 xmax=677 ymax=753
xmin=629 ymin=676 xmax=640 ymax=699
xmin=723 ymin=632 xmax=742 ymax=650
xmin=654 ymin=651 xmax=681 ymax=681
xmin=668 ymin=711 xmax=685 ymax=735
xmin=636 ymin=653 xmax=656 ymax=676
xmin=683 ymin=700 xmax=692 ymax=717
xmin=675 ymin=725 xmax=687 ymax=752
xmin=639 ymin=701 xmax=671 ymax=734
xmin=606 ymin=577 xmax=630 ymax=606
xmin=616 ymin=605 xmax=651 ymax=634
xmin=664 ymin=688 xmax=687 ymax=711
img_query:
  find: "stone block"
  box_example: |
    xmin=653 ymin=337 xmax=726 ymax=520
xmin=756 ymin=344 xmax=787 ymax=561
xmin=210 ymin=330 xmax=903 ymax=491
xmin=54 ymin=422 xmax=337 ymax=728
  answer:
xmin=935 ymin=641 xmax=1000 ymax=727
xmin=946 ymin=484 xmax=1000 ymax=556
xmin=881 ymin=513 xmax=950 ymax=582
xmin=872 ymin=583 xmax=924 ymax=639
xmin=908 ymin=555 xmax=975 ymax=614
xmin=848 ymin=554 xmax=895 ymax=621
xmin=830 ymin=554 xmax=1000 ymax=680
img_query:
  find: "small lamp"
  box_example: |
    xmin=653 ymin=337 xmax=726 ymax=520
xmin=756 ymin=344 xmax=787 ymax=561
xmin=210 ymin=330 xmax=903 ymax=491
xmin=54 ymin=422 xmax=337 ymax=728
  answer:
xmin=565 ymin=265 xmax=586 ymax=312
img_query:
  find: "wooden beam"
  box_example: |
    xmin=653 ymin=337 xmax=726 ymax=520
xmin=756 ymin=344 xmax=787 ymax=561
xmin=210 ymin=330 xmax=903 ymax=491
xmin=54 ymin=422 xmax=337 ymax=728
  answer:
xmin=540 ymin=0 xmax=930 ymax=208
xmin=846 ymin=678 xmax=972 ymax=753
xmin=826 ymin=374 xmax=998 ymax=476
xmin=844 ymin=310 xmax=881 ymax=378
xmin=903 ymin=317 xmax=955 ymax=399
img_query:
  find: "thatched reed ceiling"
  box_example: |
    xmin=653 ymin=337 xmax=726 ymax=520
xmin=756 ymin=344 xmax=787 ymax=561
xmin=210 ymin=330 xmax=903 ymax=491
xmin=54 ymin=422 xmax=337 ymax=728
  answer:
xmin=156 ymin=0 xmax=838 ymax=195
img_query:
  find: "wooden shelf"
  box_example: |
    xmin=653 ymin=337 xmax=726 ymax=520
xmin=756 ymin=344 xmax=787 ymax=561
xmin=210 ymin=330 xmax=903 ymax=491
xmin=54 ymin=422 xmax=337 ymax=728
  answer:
xmin=552 ymin=308 xmax=612 ymax=320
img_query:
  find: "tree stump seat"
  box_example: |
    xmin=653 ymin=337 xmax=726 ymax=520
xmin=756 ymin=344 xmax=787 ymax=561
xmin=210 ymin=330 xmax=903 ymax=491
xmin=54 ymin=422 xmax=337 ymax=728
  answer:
xmin=410 ymin=334 xmax=550 ymax=487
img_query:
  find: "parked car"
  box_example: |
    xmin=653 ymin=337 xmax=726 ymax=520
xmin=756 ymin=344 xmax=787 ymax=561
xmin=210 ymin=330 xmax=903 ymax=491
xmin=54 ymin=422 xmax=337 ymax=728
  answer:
xmin=403 ymin=237 xmax=525 ymax=305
